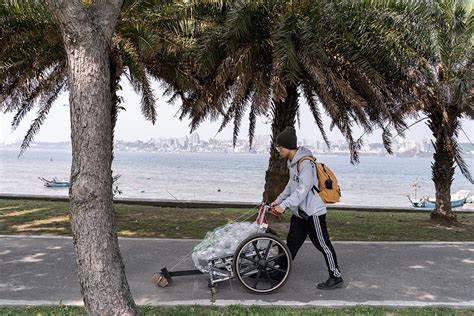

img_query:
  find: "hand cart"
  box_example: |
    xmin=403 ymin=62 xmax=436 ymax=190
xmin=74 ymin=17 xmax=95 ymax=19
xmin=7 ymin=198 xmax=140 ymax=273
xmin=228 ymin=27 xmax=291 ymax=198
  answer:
xmin=152 ymin=204 xmax=292 ymax=294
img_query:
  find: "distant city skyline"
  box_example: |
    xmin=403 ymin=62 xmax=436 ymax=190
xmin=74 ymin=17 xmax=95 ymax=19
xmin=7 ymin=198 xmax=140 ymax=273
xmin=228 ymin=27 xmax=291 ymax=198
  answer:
xmin=4 ymin=136 xmax=472 ymax=159
xmin=1 ymin=78 xmax=472 ymax=145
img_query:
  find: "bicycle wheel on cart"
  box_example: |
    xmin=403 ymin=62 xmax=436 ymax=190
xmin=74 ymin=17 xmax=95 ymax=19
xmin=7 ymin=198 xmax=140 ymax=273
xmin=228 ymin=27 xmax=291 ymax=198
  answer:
xmin=232 ymin=233 xmax=292 ymax=294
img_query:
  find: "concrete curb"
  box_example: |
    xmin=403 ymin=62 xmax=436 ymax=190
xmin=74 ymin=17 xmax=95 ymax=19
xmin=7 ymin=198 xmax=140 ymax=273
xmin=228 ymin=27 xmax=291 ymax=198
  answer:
xmin=1 ymin=299 xmax=473 ymax=308
xmin=2 ymin=193 xmax=472 ymax=213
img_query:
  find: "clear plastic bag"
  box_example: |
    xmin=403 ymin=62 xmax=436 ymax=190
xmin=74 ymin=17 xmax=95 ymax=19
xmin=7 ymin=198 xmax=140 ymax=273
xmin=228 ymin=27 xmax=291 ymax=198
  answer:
xmin=191 ymin=222 xmax=263 ymax=272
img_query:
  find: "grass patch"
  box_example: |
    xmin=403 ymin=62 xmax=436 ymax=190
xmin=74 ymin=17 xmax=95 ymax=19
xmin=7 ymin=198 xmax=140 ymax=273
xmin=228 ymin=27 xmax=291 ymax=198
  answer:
xmin=327 ymin=210 xmax=474 ymax=241
xmin=0 ymin=199 xmax=473 ymax=241
xmin=0 ymin=305 xmax=473 ymax=316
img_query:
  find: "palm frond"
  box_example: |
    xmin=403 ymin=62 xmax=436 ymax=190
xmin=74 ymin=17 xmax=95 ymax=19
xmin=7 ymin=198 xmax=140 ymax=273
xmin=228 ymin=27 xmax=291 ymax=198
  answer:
xmin=453 ymin=140 xmax=473 ymax=184
xmin=272 ymin=12 xmax=302 ymax=86
xmin=232 ymin=97 xmax=248 ymax=148
xmin=301 ymin=82 xmax=330 ymax=148
xmin=9 ymin=64 xmax=65 ymax=129
xmin=19 ymin=80 xmax=66 ymax=156
xmin=381 ymin=125 xmax=393 ymax=155
xmin=120 ymin=37 xmax=157 ymax=124
xmin=218 ymin=84 xmax=252 ymax=133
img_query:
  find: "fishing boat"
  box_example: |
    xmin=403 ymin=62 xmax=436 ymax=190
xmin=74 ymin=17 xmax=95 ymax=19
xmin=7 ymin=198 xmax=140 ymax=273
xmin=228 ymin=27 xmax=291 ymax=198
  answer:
xmin=407 ymin=190 xmax=470 ymax=209
xmin=38 ymin=177 xmax=70 ymax=188
xmin=39 ymin=174 xmax=121 ymax=189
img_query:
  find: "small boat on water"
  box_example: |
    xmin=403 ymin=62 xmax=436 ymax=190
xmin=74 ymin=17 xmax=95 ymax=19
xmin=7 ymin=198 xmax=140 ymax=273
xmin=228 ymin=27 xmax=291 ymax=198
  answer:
xmin=39 ymin=174 xmax=121 ymax=189
xmin=407 ymin=190 xmax=470 ymax=209
xmin=38 ymin=177 xmax=70 ymax=188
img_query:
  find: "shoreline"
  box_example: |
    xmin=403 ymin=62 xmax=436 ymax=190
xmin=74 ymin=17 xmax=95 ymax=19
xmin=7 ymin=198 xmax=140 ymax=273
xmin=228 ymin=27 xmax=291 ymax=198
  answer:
xmin=1 ymin=193 xmax=473 ymax=213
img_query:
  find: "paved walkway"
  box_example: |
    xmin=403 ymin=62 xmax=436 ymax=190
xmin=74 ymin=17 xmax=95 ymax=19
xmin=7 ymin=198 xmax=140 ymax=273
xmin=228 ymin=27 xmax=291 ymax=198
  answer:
xmin=1 ymin=235 xmax=473 ymax=307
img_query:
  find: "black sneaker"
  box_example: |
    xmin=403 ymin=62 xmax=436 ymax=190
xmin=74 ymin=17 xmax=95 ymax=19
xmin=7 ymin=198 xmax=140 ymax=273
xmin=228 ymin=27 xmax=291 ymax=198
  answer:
xmin=317 ymin=276 xmax=344 ymax=290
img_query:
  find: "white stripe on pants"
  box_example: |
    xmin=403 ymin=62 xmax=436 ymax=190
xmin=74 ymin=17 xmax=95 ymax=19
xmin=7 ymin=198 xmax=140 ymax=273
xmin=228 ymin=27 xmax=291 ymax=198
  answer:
xmin=313 ymin=215 xmax=341 ymax=277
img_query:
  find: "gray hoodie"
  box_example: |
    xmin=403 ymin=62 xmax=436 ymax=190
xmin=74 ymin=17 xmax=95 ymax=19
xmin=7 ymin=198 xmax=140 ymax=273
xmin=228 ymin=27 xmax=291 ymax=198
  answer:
xmin=274 ymin=146 xmax=326 ymax=217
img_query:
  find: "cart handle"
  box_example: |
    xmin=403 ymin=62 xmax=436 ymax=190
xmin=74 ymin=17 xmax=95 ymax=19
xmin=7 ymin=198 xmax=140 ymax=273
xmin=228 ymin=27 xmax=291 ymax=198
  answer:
xmin=255 ymin=203 xmax=271 ymax=228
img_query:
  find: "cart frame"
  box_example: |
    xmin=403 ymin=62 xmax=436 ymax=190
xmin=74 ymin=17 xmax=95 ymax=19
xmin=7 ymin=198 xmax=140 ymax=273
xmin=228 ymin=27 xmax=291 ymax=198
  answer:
xmin=153 ymin=203 xmax=292 ymax=294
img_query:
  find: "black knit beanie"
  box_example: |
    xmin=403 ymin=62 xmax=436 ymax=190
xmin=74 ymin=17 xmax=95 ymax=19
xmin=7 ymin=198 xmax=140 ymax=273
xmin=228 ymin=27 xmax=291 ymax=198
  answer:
xmin=276 ymin=126 xmax=297 ymax=149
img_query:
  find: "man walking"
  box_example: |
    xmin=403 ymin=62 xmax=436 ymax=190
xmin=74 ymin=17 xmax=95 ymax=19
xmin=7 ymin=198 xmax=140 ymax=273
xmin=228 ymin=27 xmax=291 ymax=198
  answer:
xmin=271 ymin=126 xmax=343 ymax=290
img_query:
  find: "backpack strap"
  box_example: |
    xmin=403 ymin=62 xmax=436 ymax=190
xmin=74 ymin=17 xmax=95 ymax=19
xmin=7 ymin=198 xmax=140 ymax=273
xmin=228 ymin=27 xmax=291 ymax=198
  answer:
xmin=296 ymin=156 xmax=320 ymax=194
xmin=319 ymin=163 xmax=332 ymax=181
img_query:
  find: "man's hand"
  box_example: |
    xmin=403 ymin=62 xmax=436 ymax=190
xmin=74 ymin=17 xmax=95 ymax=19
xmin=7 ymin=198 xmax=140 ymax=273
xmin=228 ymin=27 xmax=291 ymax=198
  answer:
xmin=273 ymin=205 xmax=285 ymax=214
xmin=270 ymin=204 xmax=285 ymax=219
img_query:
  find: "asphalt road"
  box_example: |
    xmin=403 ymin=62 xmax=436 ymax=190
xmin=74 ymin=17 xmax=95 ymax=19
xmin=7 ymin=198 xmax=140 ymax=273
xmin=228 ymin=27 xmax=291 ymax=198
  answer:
xmin=1 ymin=235 xmax=473 ymax=307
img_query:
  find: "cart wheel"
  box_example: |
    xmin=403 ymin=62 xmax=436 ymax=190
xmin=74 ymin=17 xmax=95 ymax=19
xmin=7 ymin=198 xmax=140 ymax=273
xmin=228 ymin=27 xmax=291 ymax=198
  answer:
xmin=233 ymin=233 xmax=292 ymax=294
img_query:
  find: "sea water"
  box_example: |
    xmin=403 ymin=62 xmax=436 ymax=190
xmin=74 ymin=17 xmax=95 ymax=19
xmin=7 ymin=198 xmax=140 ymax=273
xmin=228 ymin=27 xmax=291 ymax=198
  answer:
xmin=1 ymin=147 xmax=472 ymax=208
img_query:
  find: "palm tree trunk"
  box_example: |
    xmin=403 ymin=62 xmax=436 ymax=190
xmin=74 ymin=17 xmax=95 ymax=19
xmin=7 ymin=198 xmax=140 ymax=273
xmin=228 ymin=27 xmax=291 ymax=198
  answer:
xmin=428 ymin=111 xmax=457 ymax=222
xmin=67 ymin=41 xmax=137 ymax=315
xmin=68 ymin=44 xmax=136 ymax=314
xmin=46 ymin=1 xmax=137 ymax=314
xmin=263 ymin=85 xmax=299 ymax=203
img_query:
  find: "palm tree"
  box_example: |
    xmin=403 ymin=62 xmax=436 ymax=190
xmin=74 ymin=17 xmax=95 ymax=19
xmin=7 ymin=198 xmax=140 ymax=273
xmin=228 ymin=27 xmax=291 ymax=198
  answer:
xmin=419 ymin=0 xmax=473 ymax=221
xmin=339 ymin=0 xmax=473 ymax=221
xmin=177 ymin=0 xmax=427 ymax=202
xmin=0 ymin=0 xmax=198 ymax=313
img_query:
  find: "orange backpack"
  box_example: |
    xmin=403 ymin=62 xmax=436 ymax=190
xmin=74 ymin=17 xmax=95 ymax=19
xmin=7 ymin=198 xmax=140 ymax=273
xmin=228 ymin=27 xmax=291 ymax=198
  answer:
xmin=297 ymin=156 xmax=341 ymax=204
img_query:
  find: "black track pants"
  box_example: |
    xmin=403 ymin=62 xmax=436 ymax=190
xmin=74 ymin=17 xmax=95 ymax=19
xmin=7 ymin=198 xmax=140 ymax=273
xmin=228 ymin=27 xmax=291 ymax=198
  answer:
xmin=286 ymin=213 xmax=341 ymax=278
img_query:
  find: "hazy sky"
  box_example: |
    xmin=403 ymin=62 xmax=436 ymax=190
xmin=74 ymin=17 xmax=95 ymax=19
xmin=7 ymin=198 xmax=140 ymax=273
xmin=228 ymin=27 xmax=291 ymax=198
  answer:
xmin=1 ymin=79 xmax=472 ymax=145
